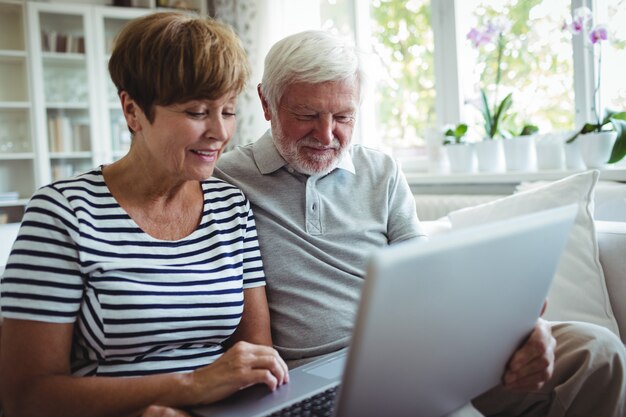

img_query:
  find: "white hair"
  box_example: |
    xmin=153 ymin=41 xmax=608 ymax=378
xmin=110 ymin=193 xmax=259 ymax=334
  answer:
xmin=260 ymin=30 xmax=365 ymax=112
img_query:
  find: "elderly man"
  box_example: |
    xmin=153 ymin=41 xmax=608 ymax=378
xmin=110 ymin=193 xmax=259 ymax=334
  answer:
xmin=215 ymin=30 xmax=626 ymax=416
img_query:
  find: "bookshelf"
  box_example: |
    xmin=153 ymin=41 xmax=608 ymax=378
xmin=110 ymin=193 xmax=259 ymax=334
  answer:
xmin=0 ymin=1 xmax=207 ymax=225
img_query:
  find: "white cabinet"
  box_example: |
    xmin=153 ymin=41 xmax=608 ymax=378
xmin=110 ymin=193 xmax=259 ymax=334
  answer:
xmin=0 ymin=0 xmax=208 ymax=225
xmin=27 ymin=2 xmax=152 ymax=186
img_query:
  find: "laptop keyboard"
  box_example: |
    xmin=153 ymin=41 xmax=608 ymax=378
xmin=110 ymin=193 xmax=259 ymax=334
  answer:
xmin=266 ymin=385 xmax=339 ymax=417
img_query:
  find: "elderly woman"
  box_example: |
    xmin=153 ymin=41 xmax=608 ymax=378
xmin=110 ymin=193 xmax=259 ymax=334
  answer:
xmin=0 ymin=12 xmax=287 ymax=417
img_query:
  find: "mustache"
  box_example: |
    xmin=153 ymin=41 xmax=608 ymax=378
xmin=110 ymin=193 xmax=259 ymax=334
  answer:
xmin=298 ymin=137 xmax=341 ymax=149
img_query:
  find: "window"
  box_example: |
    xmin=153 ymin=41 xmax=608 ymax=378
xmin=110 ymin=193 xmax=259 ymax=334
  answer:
xmin=319 ymin=0 xmax=624 ymax=168
xmin=459 ymin=0 xmax=574 ymax=140
xmin=321 ymin=0 xmax=435 ymax=158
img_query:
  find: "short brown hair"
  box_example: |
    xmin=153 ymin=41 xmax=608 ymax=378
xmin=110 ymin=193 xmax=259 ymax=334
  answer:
xmin=108 ymin=12 xmax=250 ymax=122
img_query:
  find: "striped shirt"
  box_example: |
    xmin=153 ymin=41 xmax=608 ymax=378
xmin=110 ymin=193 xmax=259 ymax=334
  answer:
xmin=0 ymin=168 xmax=265 ymax=377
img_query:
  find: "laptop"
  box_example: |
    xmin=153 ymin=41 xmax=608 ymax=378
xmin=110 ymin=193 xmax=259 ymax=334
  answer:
xmin=191 ymin=204 xmax=578 ymax=417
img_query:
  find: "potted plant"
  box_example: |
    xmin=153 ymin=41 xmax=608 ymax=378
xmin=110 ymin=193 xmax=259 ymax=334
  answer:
xmin=442 ymin=123 xmax=476 ymax=173
xmin=503 ymin=124 xmax=539 ymax=171
xmin=564 ymin=7 xmax=626 ymax=168
xmin=467 ymin=19 xmax=512 ymax=172
xmin=567 ymin=109 xmax=626 ymax=168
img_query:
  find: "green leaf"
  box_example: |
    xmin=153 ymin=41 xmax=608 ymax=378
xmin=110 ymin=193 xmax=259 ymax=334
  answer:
xmin=443 ymin=136 xmax=463 ymax=145
xmin=566 ymin=123 xmax=601 ymax=144
xmin=610 ymin=111 xmax=626 ymax=121
xmin=455 ymin=123 xmax=468 ymax=137
xmin=581 ymin=123 xmax=600 ymax=134
xmin=443 ymin=123 xmax=468 ymax=145
xmin=608 ymin=118 xmax=626 ymax=163
xmin=520 ymin=124 xmax=539 ymax=136
xmin=565 ymin=131 xmax=580 ymax=144
xmin=600 ymin=110 xmax=626 ymax=127
xmin=491 ymin=93 xmax=513 ymax=138
xmin=480 ymin=89 xmax=493 ymax=138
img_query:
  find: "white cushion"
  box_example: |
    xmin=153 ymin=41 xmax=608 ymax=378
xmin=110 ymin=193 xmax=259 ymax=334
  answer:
xmin=517 ymin=179 xmax=626 ymax=222
xmin=448 ymin=170 xmax=620 ymax=337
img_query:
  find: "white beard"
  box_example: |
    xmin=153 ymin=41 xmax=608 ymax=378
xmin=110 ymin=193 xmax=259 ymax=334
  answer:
xmin=271 ymin=125 xmax=349 ymax=176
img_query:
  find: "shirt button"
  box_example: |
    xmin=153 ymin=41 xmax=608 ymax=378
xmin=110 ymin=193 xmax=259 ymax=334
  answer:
xmin=312 ymin=204 xmax=317 ymax=211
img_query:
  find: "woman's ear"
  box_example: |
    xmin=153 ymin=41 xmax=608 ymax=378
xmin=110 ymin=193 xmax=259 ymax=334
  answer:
xmin=119 ymin=91 xmax=142 ymax=133
xmin=257 ymin=84 xmax=272 ymax=121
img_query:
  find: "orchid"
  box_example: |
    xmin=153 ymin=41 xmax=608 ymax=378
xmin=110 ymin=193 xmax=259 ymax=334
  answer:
xmin=467 ymin=18 xmax=513 ymax=140
xmin=564 ymin=7 xmax=626 ymax=164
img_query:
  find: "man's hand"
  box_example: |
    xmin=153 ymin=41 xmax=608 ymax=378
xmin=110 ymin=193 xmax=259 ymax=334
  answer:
xmin=141 ymin=406 xmax=192 ymax=417
xmin=503 ymin=318 xmax=555 ymax=392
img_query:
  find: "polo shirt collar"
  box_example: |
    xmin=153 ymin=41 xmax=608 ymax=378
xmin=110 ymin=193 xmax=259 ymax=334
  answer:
xmin=252 ymin=129 xmax=356 ymax=176
xmin=252 ymin=130 xmax=286 ymax=174
xmin=336 ymin=148 xmax=356 ymax=174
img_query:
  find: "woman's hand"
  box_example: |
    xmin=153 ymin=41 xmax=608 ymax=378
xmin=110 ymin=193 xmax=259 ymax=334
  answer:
xmin=189 ymin=341 xmax=289 ymax=404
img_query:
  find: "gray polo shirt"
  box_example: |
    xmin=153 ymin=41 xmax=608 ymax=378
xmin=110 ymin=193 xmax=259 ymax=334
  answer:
xmin=215 ymin=130 xmax=425 ymax=367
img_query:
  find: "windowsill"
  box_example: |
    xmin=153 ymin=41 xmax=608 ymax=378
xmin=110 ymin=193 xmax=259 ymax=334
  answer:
xmin=404 ymin=167 xmax=626 ymax=186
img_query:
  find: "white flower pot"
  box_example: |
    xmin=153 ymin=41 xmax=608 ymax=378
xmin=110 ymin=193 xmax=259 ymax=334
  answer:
xmin=475 ymin=140 xmax=505 ymax=172
xmin=535 ymin=138 xmax=565 ymax=170
xmin=445 ymin=143 xmax=477 ymax=173
xmin=564 ymin=139 xmax=586 ymax=170
xmin=503 ymin=135 xmax=537 ymax=172
xmin=579 ymin=131 xmax=618 ymax=169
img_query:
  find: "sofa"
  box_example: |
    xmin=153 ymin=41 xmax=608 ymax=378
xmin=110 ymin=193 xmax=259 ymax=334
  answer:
xmin=0 ymin=171 xmax=624 ymax=345
xmin=415 ymin=170 xmax=626 ymax=344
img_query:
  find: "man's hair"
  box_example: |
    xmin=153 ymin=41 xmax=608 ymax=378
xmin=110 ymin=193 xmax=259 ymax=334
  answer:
xmin=108 ymin=12 xmax=250 ymax=122
xmin=260 ymin=30 xmax=364 ymax=112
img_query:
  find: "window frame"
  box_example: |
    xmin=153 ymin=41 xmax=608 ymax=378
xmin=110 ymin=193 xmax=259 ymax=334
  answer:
xmin=571 ymin=0 xmax=597 ymax=128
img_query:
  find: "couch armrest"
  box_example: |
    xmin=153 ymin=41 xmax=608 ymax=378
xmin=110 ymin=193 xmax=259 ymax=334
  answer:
xmin=597 ymin=221 xmax=626 ymax=343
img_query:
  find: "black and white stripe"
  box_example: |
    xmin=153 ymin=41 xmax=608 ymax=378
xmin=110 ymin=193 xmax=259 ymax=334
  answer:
xmin=1 ymin=168 xmax=265 ymax=377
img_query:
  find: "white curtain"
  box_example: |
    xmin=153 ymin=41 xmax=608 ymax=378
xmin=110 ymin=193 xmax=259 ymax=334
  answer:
xmin=211 ymin=0 xmax=321 ymax=146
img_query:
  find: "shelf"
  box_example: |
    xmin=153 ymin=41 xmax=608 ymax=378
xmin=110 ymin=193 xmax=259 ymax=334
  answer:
xmin=46 ymin=103 xmax=89 ymax=110
xmin=0 ymin=198 xmax=28 ymax=208
xmin=0 ymin=102 xmax=31 ymax=109
xmin=0 ymin=153 xmax=34 ymax=160
xmin=49 ymin=152 xmax=92 ymax=159
xmin=42 ymin=51 xmax=86 ymax=62
xmin=0 ymin=50 xmax=26 ymax=59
